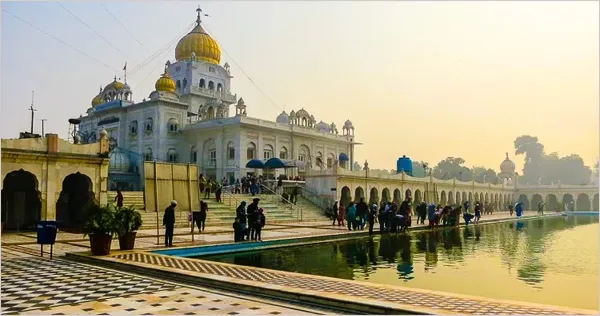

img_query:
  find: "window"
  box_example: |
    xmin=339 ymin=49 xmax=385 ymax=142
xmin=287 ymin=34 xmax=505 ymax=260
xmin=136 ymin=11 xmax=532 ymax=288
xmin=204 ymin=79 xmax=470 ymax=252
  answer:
xmin=144 ymin=117 xmax=153 ymax=133
xmin=168 ymin=119 xmax=179 ymax=132
xmin=327 ymin=158 xmax=333 ymax=169
xmin=263 ymin=145 xmax=273 ymax=161
xmin=129 ymin=120 xmax=138 ymax=135
xmin=247 ymin=142 xmax=256 ymax=159
xmin=280 ymin=147 xmax=288 ymax=159
xmin=175 ymin=66 xmax=181 ymax=72
xmin=144 ymin=148 xmax=153 ymax=161
xmin=199 ymin=78 xmax=205 ymax=88
xmin=227 ymin=142 xmax=235 ymax=160
xmin=208 ymin=81 xmax=215 ymax=90
xmin=209 ymin=150 xmax=217 ymax=165
xmin=217 ymin=83 xmax=223 ymax=92
xmin=190 ymin=146 xmax=197 ymax=163
xmin=209 ymin=67 xmax=215 ymax=73
xmin=167 ymin=149 xmax=178 ymax=163
xmin=182 ymin=78 xmax=187 ymax=89
xmin=176 ymin=80 xmax=181 ymax=89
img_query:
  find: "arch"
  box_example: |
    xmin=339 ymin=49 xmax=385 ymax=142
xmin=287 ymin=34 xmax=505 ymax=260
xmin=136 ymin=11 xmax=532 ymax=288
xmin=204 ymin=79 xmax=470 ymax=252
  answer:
xmin=448 ymin=191 xmax=455 ymax=205
xmin=405 ymin=189 xmax=412 ymax=201
xmin=369 ymin=187 xmax=379 ymax=205
xmin=393 ymin=189 xmax=402 ymax=205
xmin=176 ymin=80 xmax=181 ymax=89
xmin=208 ymin=81 xmax=215 ymax=90
xmin=203 ymin=138 xmax=217 ymax=163
xmin=354 ymin=187 xmax=365 ymax=203
xmin=562 ymin=194 xmax=574 ymax=211
xmin=440 ymin=191 xmax=447 ymax=205
xmin=518 ymin=194 xmax=530 ymax=210
xmin=199 ymin=78 xmax=206 ymax=88
xmin=246 ymin=142 xmax=256 ymax=160
xmin=499 ymin=194 xmax=504 ymax=210
xmin=593 ymin=194 xmax=599 ymax=212
xmin=217 ymin=83 xmax=223 ymax=92
xmin=576 ymin=193 xmax=591 ymax=211
xmin=167 ymin=148 xmax=178 ymax=163
xmin=315 ymin=151 xmax=324 ymax=170
xmin=340 ymin=186 xmax=352 ymax=207
xmin=468 ymin=192 xmax=473 ymax=203
xmin=381 ymin=188 xmax=391 ymax=203
xmin=182 ymin=78 xmax=187 ymax=89
xmin=298 ymin=144 xmax=311 ymax=168
xmin=462 ymin=192 xmax=467 ymax=204
xmin=143 ymin=147 xmax=153 ymax=161
xmin=279 ymin=146 xmax=288 ymax=159
xmin=414 ymin=189 xmax=422 ymax=203
xmin=545 ymin=194 xmax=559 ymax=212
xmin=531 ymin=194 xmax=543 ymax=211
xmin=455 ymin=191 xmax=461 ymax=204
xmin=263 ymin=144 xmax=274 ymax=161
xmin=1 ymin=169 xmax=42 ymax=230
xmin=484 ymin=193 xmax=489 ymax=204
xmin=227 ymin=141 xmax=235 ymax=160
xmin=56 ymin=172 xmax=95 ymax=230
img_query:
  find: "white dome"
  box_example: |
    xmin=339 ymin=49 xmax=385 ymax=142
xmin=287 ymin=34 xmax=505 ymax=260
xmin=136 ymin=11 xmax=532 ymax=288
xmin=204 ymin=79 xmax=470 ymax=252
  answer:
xmin=344 ymin=119 xmax=353 ymax=128
xmin=500 ymin=152 xmax=515 ymax=174
xmin=276 ymin=111 xmax=289 ymax=124
xmin=109 ymin=148 xmax=131 ymax=173
xmin=315 ymin=121 xmax=330 ymax=133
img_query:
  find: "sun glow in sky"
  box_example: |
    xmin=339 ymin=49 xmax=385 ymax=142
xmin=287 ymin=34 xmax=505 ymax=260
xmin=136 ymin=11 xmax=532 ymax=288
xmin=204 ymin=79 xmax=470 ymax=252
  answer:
xmin=1 ymin=1 xmax=598 ymax=171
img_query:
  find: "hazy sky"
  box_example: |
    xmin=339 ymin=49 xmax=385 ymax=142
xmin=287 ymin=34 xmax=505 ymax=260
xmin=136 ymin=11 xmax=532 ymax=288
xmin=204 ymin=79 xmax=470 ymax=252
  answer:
xmin=1 ymin=1 xmax=598 ymax=172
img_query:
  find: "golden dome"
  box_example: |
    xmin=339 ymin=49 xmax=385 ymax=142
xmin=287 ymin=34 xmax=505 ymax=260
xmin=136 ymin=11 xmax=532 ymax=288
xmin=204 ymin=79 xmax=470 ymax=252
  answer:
xmin=91 ymin=86 xmax=103 ymax=106
xmin=155 ymin=71 xmax=176 ymax=93
xmin=105 ymin=77 xmax=125 ymax=91
xmin=175 ymin=8 xmax=220 ymax=64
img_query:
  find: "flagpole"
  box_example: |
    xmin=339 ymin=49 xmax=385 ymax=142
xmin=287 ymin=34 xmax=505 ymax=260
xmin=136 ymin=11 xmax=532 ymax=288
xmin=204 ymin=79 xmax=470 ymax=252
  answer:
xmin=123 ymin=62 xmax=127 ymax=83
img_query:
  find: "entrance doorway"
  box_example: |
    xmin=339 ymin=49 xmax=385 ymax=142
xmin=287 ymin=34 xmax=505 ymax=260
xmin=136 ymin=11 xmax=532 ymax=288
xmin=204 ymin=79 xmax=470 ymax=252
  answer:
xmin=1 ymin=169 xmax=42 ymax=231
xmin=55 ymin=172 xmax=95 ymax=231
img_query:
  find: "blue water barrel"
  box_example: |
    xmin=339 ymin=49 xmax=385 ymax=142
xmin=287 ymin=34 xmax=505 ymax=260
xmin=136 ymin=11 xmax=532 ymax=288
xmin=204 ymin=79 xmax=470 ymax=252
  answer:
xmin=396 ymin=155 xmax=413 ymax=176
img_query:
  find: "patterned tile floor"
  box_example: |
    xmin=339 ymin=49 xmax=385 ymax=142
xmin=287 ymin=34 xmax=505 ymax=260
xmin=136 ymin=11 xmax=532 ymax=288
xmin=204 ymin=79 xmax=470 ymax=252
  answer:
xmin=102 ymin=251 xmax=587 ymax=315
xmin=1 ymin=257 xmax=328 ymax=315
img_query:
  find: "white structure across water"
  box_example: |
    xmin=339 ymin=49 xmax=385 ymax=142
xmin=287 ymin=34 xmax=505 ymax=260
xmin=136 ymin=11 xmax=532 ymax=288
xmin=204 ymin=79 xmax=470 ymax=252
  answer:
xmin=76 ymin=8 xmax=357 ymax=188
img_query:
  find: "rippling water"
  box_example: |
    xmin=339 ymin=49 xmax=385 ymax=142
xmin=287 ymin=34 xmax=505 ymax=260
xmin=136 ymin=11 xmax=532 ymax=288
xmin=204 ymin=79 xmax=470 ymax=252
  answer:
xmin=203 ymin=216 xmax=599 ymax=310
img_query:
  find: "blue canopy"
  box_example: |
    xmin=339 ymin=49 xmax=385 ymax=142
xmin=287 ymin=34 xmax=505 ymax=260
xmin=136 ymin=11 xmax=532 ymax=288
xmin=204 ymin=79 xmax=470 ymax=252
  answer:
xmin=339 ymin=153 xmax=349 ymax=162
xmin=246 ymin=159 xmax=265 ymax=169
xmin=264 ymin=158 xmax=306 ymax=169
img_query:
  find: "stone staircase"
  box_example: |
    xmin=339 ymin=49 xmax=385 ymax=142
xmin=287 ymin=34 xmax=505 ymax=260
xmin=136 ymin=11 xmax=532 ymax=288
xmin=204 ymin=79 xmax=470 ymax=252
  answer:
xmin=107 ymin=191 xmax=145 ymax=210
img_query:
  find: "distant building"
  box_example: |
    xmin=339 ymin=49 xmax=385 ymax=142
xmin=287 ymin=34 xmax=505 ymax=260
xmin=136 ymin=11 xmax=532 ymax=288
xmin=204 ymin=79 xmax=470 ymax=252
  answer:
xmin=76 ymin=8 xmax=357 ymax=189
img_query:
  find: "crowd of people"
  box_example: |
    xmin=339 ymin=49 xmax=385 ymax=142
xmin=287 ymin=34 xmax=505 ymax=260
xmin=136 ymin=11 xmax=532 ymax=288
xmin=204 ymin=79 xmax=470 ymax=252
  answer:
xmin=330 ymin=198 xmax=527 ymax=235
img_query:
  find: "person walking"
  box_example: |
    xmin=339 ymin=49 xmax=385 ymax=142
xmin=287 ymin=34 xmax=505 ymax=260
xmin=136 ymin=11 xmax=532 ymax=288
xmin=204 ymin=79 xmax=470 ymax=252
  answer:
xmin=197 ymin=200 xmax=208 ymax=232
xmin=368 ymin=203 xmax=377 ymax=235
xmin=332 ymin=201 xmax=339 ymax=226
xmin=163 ymin=200 xmax=177 ymax=247
xmin=204 ymin=180 xmax=212 ymax=199
xmin=346 ymin=202 xmax=356 ymax=231
xmin=356 ymin=198 xmax=368 ymax=230
xmin=254 ymin=208 xmax=266 ymax=241
xmin=215 ymin=182 xmax=222 ymax=203
xmin=115 ymin=189 xmax=124 ymax=208
xmin=236 ymin=201 xmax=247 ymax=240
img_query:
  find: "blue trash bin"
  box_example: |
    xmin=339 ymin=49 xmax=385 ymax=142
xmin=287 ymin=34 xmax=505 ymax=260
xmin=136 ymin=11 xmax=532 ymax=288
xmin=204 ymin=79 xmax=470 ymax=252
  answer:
xmin=37 ymin=221 xmax=57 ymax=258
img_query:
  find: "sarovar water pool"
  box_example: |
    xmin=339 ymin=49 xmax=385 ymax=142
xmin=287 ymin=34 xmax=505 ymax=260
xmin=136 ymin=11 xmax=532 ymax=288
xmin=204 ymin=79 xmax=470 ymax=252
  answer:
xmin=202 ymin=216 xmax=598 ymax=310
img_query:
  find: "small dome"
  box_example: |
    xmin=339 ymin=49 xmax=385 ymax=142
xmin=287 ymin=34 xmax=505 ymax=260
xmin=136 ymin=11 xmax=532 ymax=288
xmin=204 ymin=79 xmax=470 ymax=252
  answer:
xmin=289 ymin=110 xmax=296 ymax=118
xmin=500 ymin=152 xmax=516 ymax=173
xmin=91 ymin=86 xmax=103 ymax=106
xmin=105 ymin=77 xmax=125 ymax=91
xmin=175 ymin=8 xmax=220 ymax=64
xmin=276 ymin=111 xmax=289 ymax=124
xmin=155 ymin=71 xmax=176 ymax=93
xmin=315 ymin=121 xmax=330 ymax=133
xmin=109 ymin=148 xmax=131 ymax=173
xmin=237 ymin=98 xmax=245 ymax=106
xmin=344 ymin=120 xmax=353 ymax=128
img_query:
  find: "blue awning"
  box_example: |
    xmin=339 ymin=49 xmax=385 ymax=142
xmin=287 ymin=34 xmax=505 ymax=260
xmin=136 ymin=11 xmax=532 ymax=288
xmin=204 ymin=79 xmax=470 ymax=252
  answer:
xmin=245 ymin=159 xmax=265 ymax=169
xmin=339 ymin=153 xmax=349 ymax=161
xmin=264 ymin=158 xmax=306 ymax=169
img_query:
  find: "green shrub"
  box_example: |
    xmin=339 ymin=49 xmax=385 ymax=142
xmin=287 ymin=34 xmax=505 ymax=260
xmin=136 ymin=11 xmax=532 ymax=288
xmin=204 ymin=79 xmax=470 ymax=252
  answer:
xmin=115 ymin=206 xmax=143 ymax=235
xmin=83 ymin=204 xmax=120 ymax=237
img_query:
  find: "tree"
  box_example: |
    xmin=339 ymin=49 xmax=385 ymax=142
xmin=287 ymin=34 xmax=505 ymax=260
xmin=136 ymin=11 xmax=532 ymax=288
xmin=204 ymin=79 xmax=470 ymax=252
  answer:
xmin=432 ymin=157 xmax=472 ymax=181
xmin=411 ymin=161 xmax=429 ymax=177
xmin=514 ymin=135 xmax=545 ymax=184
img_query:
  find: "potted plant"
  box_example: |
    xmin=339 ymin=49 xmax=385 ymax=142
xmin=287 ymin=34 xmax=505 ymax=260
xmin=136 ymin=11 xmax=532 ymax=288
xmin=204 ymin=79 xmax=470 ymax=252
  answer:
xmin=115 ymin=206 xmax=143 ymax=250
xmin=83 ymin=204 xmax=119 ymax=255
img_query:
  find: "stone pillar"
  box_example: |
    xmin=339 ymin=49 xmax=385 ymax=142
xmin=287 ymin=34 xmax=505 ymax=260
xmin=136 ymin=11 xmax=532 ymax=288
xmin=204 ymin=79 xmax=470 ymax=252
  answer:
xmin=45 ymin=158 xmax=59 ymax=221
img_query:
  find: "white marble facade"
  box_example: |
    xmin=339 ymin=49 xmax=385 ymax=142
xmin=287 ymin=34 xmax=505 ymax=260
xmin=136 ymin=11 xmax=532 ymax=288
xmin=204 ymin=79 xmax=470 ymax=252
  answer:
xmin=76 ymin=8 xmax=357 ymax=183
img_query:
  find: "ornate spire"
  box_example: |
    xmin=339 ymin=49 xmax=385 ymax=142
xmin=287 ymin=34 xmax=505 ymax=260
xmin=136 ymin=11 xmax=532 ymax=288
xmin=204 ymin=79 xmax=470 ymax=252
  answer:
xmin=506 ymin=152 xmax=509 ymax=159
xmin=196 ymin=5 xmax=202 ymax=25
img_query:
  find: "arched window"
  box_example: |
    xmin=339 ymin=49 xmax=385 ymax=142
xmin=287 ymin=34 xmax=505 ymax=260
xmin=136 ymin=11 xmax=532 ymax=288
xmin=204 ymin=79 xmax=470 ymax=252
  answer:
xmin=190 ymin=146 xmax=197 ymax=163
xmin=227 ymin=142 xmax=235 ymax=160
xmin=144 ymin=117 xmax=153 ymax=133
xmin=217 ymin=83 xmax=223 ymax=92
xmin=129 ymin=120 xmax=138 ymax=135
xmin=263 ymin=144 xmax=274 ymax=161
xmin=168 ymin=118 xmax=179 ymax=132
xmin=280 ymin=146 xmax=288 ymax=159
xmin=199 ymin=78 xmax=205 ymax=88
xmin=247 ymin=142 xmax=256 ymax=160
xmin=176 ymin=80 xmax=181 ymax=89
xmin=167 ymin=148 xmax=178 ymax=163
xmin=327 ymin=153 xmax=335 ymax=169
xmin=182 ymin=78 xmax=188 ymax=89
xmin=144 ymin=147 xmax=153 ymax=161
xmin=208 ymin=81 xmax=215 ymax=90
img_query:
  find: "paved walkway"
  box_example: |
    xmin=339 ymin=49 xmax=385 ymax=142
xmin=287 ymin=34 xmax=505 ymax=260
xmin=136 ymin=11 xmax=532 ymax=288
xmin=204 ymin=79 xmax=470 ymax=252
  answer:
xmin=4 ymin=211 xmax=586 ymax=315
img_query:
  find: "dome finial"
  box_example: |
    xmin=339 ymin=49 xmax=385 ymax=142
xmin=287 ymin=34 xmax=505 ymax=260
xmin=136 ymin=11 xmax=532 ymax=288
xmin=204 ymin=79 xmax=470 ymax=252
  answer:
xmin=196 ymin=5 xmax=203 ymax=25
xmin=506 ymin=152 xmax=509 ymax=159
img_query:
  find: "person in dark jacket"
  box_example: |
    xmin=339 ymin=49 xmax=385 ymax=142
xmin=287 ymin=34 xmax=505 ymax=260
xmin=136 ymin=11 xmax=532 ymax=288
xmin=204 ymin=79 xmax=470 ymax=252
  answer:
xmin=115 ymin=189 xmax=124 ymax=208
xmin=236 ymin=201 xmax=247 ymax=240
xmin=233 ymin=217 xmax=243 ymax=242
xmin=246 ymin=198 xmax=260 ymax=240
xmin=356 ymin=198 xmax=368 ymax=230
xmin=368 ymin=204 xmax=377 ymax=235
xmin=196 ymin=200 xmax=208 ymax=232
xmin=163 ymin=200 xmax=177 ymax=247
xmin=253 ymin=208 xmax=266 ymax=241
xmin=332 ymin=201 xmax=339 ymax=226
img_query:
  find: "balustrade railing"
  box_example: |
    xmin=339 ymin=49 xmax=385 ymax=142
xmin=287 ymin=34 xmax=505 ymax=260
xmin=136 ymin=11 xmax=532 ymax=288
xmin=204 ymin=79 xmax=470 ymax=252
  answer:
xmin=260 ymin=184 xmax=303 ymax=220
